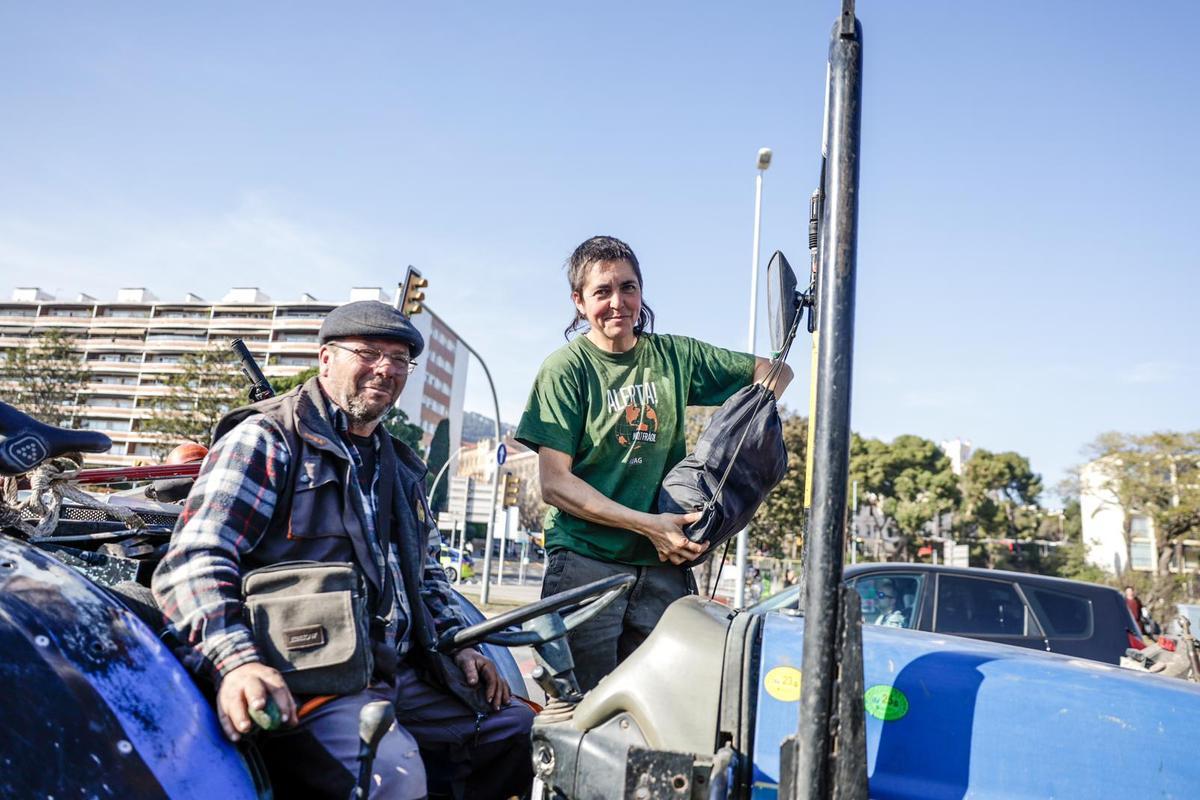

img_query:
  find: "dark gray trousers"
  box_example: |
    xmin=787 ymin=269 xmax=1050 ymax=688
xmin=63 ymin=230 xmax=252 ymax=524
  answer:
xmin=540 ymin=549 xmax=695 ymax=692
xmin=258 ymin=659 xmax=534 ymax=799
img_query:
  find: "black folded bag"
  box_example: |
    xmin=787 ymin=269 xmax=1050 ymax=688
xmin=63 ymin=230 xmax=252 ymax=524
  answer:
xmin=656 ymin=382 xmax=789 ymax=567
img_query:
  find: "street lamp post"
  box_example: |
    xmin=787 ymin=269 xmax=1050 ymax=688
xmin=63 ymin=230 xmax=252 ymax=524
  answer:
xmin=734 ymin=146 xmax=772 ymax=609
xmin=426 ymin=444 xmax=469 ymax=509
xmin=425 ymin=444 xmax=470 ymax=582
xmin=446 ymin=334 xmax=504 ymax=605
xmin=395 ymin=285 xmax=506 ymax=605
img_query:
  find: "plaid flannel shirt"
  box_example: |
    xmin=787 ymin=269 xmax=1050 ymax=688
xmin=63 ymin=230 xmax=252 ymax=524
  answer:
xmin=152 ymin=401 xmax=467 ymax=683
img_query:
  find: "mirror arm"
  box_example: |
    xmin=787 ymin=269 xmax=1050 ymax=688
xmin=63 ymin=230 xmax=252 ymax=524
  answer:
xmin=806 ymin=183 xmax=824 ymax=334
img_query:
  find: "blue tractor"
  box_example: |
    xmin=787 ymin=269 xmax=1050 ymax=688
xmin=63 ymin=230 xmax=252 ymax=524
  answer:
xmin=4 ymin=3 xmax=1200 ymax=799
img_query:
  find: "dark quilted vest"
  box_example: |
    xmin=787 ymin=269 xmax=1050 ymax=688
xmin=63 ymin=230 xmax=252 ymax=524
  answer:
xmin=213 ymin=379 xmax=487 ymax=711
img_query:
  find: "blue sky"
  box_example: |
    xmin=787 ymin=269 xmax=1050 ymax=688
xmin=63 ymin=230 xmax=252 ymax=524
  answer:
xmin=1 ymin=2 xmax=1197 ymax=499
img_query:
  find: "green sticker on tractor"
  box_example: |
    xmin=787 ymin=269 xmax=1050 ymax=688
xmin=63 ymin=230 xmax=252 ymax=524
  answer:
xmin=864 ymin=685 xmax=909 ymax=721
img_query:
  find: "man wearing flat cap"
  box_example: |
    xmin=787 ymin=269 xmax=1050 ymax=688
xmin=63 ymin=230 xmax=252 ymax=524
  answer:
xmin=153 ymin=301 xmax=534 ymax=799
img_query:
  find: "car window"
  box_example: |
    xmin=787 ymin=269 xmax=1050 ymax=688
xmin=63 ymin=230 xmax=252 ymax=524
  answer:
xmin=854 ymin=574 xmax=923 ymax=629
xmin=1024 ymin=587 xmax=1092 ymax=637
xmin=934 ymin=575 xmax=1032 ymax=637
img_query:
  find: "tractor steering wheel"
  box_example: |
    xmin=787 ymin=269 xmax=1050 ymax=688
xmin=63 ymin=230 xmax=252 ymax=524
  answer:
xmin=435 ymin=573 xmax=635 ymax=653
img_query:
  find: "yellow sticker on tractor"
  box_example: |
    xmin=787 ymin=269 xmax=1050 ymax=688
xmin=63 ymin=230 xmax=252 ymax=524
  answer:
xmin=764 ymin=666 xmax=803 ymax=702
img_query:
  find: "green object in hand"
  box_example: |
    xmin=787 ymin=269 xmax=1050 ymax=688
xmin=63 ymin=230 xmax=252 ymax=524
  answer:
xmin=249 ymin=698 xmax=283 ymax=731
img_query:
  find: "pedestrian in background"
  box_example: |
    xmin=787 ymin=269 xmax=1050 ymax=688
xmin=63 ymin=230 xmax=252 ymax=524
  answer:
xmin=1125 ymin=586 xmax=1146 ymax=636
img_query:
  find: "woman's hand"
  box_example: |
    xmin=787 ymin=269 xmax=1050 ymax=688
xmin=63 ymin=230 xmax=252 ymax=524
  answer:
xmin=640 ymin=511 xmax=708 ymax=564
xmin=753 ymin=356 xmax=794 ymax=398
xmin=539 ymin=448 xmax=709 ymax=564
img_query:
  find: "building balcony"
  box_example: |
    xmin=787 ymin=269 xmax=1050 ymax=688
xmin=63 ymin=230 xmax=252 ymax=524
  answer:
xmin=208 ymin=315 xmax=273 ymax=327
xmin=271 ymin=319 xmax=324 ymax=330
xmin=89 ymin=315 xmax=153 ymax=324
xmin=81 ymin=453 xmax=131 ymax=468
xmin=109 ymin=430 xmax=166 ymax=444
xmin=146 ymin=315 xmax=213 ymax=325
xmin=268 ymin=340 xmax=320 ymax=351
xmin=139 ymin=359 xmax=191 ymax=369
xmin=78 ymin=401 xmax=137 ymax=414
xmin=83 ymin=361 xmax=143 ymax=371
xmin=141 ymin=339 xmax=218 ymax=351
xmin=270 ymin=355 xmax=319 ymax=368
xmin=31 ymin=319 xmax=94 ymax=330
xmin=83 ymin=384 xmax=140 ymax=393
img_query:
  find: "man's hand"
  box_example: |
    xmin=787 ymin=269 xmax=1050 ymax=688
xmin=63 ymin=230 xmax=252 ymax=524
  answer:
xmin=641 ymin=511 xmax=709 ymax=565
xmin=454 ymin=649 xmax=511 ymax=711
xmin=216 ymin=662 xmax=298 ymax=742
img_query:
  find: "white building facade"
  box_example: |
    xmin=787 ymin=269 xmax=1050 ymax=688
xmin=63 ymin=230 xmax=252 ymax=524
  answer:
xmin=0 ymin=286 xmax=467 ymax=466
xmin=939 ymin=438 xmax=973 ymax=476
xmin=1080 ymin=457 xmax=1156 ymax=575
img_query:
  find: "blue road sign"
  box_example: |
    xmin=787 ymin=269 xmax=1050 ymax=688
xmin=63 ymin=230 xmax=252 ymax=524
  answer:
xmin=497 ymin=443 xmax=507 ymax=465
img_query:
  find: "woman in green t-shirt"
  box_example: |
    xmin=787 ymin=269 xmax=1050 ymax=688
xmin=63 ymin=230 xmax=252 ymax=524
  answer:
xmin=515 ymin=235 xmax=792 ymax=691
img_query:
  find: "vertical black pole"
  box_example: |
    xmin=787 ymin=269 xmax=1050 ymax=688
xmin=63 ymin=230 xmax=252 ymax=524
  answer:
xmin=783 ymin=3 xmax=863 ymax=798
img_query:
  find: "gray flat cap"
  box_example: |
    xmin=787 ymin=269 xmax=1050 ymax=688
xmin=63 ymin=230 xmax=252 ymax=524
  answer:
xmin=319 ymin=300 xmax=425 ymax=356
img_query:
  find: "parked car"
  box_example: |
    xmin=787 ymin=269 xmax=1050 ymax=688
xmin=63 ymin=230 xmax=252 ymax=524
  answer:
xmin=439 ymin=543 xmax=474 ymax=583
xmin=752 ymin=563 xmax=1143 ymax=664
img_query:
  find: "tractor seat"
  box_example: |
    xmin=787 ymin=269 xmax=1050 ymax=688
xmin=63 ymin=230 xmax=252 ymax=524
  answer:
xmin=0 ymin=401 xmax=112 ymax=475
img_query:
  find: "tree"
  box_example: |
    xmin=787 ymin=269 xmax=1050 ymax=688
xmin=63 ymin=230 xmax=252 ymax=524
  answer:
xmin=748 ymin=412 xmax=809 ymax=559
xmin=144 ymin=347 xmax=246 ymax=456
xmin=683 ymin=405 xmax=807 ymax=592
xmin=382 ymin=409 xmax=424 ymax=458
xmin=518 ymin=483 xmax=550 ymax=533
xmin=959 ymin=449 xmax=1043 ymax=568
xmin=1039 ymin=498 xmax=1108 ymax=583
xmin=1084 ymin=431 xmax=1200 ymax=603
xmin=684 ymin=406 xmax=717 ymax=450
xmin=683 ymin=406 xmax=732 ymax=593
xmin=849 ymin=434 xmax=961 ymax=561
xmin=425 ymin=418 xmax=451 ymax=512
xmin=269 ymin=366 xmax=318 ymax=395
xmin=0 ymin=329 xmax=89 ymax=427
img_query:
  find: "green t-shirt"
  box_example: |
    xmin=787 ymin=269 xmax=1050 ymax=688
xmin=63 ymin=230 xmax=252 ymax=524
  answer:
xmin=515 ymin=333 xmax=755 ymax=565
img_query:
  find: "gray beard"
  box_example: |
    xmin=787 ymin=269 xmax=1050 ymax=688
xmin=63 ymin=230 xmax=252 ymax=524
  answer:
xmin=344 ymin=394 xmax=390 ymax=428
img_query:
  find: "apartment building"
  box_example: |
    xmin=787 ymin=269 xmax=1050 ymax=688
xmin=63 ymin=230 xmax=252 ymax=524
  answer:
xmin=1081 ymin=456 xmax=1200 ymax=575
xmin=0 ymin=286 xmax=467 ymax=466
xmin=939 ymin=438 xmax=973 ymax=476
xmin=458 ymin=434 xmax=536 ymax=487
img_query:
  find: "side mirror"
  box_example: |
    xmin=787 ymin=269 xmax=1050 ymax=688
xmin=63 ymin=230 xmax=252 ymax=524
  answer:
xmin=766 ymin=250 xmax=800 ymax=356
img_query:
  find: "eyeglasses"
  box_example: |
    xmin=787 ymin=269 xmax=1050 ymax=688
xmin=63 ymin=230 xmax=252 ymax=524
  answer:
xmin=877 ymin=593 xmax=895 ymax=600
xmin=328 ymin=342 xmax=419 ymax=374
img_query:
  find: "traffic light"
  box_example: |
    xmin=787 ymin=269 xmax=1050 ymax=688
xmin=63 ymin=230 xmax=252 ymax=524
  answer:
xmin=401 ymin=266 xmax=428 ymax=316
xmin=502 ymin=472 xmax=521 ymax=507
